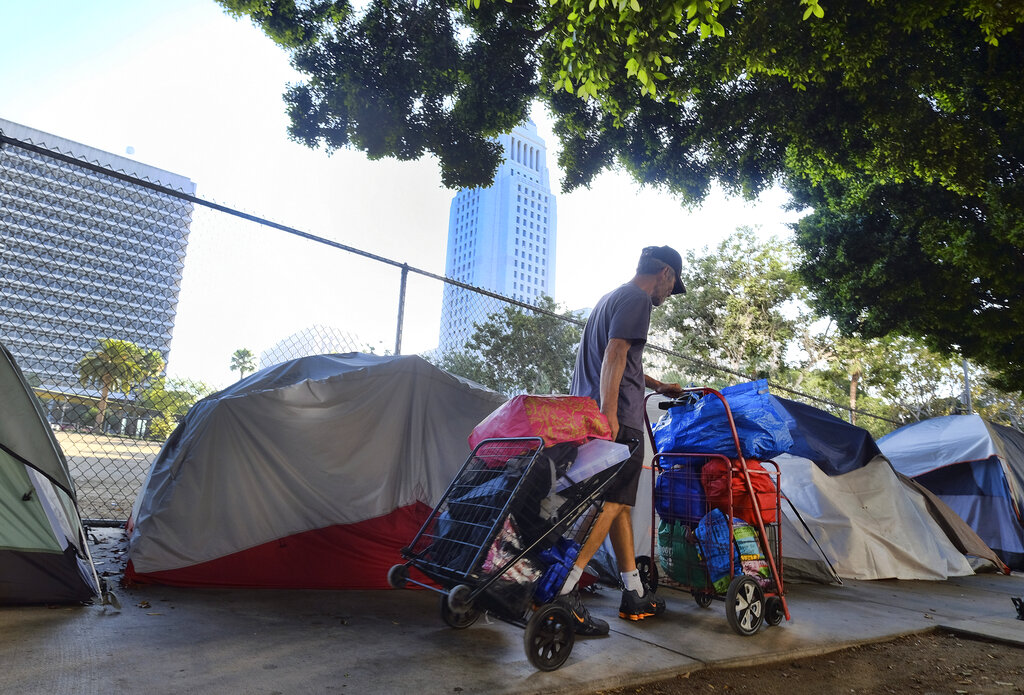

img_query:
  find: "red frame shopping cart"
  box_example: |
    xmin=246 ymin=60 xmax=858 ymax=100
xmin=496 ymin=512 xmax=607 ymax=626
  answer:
xmin=643 ymin=388 xmax=790 ymax=635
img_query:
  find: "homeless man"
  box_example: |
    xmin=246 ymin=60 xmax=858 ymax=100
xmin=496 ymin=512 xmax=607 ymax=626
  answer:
xmin=556 ymin=245 xmax=686 ymax=636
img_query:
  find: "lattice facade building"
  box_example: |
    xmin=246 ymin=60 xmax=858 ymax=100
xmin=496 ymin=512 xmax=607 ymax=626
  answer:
xmin=0 ymin=118 xmax=195 ymax=396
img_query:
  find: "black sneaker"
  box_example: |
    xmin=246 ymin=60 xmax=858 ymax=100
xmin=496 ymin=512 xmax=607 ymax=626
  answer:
xmin=556 ymin=588 xmax=609 ymax=636
xmin=619 ymin=587 xmax=666 ymax=621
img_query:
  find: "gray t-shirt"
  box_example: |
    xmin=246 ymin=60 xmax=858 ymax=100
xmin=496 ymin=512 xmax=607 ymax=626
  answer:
xmin=570 ymin=282 xmax=652 ymax=430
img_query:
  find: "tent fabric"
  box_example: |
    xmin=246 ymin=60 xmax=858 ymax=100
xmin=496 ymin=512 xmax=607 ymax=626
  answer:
xmin=897 ymin=473 xmax=1009 ymax=573
xmin=0 ymin=342 xmax=99 ymax=604
xmin=0 ymin=546 xmax=98 ymax=604
xmin=992 ymin=423 xmax=1024 ymax=515
xmin=879 ymin=414 xmax=1024 ymax=571
xmin=126 ymin=353 xmax=507 ymax=589
xmin=775 ymin=454 xmax=975 ymax=580
xmin=775 ymin=506 xmax=841 ymax=584
xmin=769 ymin=396 xmax=882 ymax=476
xmin=0 ymin=345 xmax=75 ymax=497
xmin=130 ymin=503 xmax=435 ymax=589
xmin=878 ymin=415 xmax=998 ymax=477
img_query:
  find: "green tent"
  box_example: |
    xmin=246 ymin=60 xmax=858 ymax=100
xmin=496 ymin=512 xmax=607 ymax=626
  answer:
xmin=0 ymin=342 xmax=99 ymax=604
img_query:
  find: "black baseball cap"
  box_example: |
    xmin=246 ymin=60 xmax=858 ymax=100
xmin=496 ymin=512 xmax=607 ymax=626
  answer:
xmin=641 ymin=245 xmax=686 ymax=294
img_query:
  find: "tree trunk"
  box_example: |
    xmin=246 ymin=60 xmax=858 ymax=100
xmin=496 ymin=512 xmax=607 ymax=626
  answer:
xmin=95 ymin=380 xmax=110 ymax=428
xmin=849 ymin=371 xmax=861 ymax=425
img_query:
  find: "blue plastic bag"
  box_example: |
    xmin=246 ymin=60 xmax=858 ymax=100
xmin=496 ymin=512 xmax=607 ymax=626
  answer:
xmin=533 ymin=537 xmax=581 ymax=603
xmin=652 ymin=379 xmax=794 ymax=460
xmin=694 ymin=508 xmax=739 ymax=592
xmin=654 ymin=456 xmax=708 ymax=525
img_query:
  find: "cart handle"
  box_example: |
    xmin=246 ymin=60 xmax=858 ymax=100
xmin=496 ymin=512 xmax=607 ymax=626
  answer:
xmin=644 ymin=387 xmax=746 ymax=462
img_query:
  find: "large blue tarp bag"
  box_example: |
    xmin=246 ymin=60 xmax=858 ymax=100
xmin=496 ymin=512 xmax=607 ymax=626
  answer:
xmin=652 ymin=379 xmax=794 ymax=460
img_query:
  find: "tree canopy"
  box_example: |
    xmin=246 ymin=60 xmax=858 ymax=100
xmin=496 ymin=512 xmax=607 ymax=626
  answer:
xmin=218 ymin=0 xmax=1022 ymax=194
xmin=791 ymin=175 xmax=1024 ymax=393
xmin=652 ymin=228 xmax=805 ymax=380
xmin=219 ymin=0 xmax=1024 ymax=389
xmin=230 ymin=348 xmax=257 ymax=380
xmin=77 ymin=339 xmax=165 ymax=428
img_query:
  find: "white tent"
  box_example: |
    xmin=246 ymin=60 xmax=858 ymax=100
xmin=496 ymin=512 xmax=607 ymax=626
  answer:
xmin=776 ymin=454 xmax=975 ymax=580
xmin=126 ymin=353 xmax=506 ymax=589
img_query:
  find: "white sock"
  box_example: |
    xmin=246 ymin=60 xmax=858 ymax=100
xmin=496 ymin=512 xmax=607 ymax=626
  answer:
xmin=621 ymin=569 xmax=644 ymax=594
xmin=559 ymin=565 xmax=584 ymax=596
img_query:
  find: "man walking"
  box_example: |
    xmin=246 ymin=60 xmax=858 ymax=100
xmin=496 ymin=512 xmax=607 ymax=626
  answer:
xmin=557 ymin=246 xmax=686 ymax=635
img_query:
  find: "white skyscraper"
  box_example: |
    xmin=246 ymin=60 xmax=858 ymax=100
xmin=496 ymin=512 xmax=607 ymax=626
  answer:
xmin=438 ymin=120 xmax=557 ymax=354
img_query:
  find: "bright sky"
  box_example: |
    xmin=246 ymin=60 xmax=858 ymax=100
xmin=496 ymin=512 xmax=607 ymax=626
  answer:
xmin=1 ymin=0 xmax=803 ymax=388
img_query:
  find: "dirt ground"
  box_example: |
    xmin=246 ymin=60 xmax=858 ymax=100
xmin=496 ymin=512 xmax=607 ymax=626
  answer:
xmin=598 ymin=631 xmax=1024 ymax=695
xmin=57 ymin=431 xmax=158 ymax=519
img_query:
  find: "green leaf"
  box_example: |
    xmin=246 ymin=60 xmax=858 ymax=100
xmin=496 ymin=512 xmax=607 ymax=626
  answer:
xmin=630 ymin=0 xmax=641 ymax=11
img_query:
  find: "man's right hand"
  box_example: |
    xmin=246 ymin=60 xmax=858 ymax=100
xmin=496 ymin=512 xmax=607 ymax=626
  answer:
xmin=604 ymin=409 xmax=619 ymax=441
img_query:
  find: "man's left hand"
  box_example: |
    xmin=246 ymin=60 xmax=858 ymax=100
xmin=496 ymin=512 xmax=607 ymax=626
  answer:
xmin=655 ymin=381 xmax=684 ymax=398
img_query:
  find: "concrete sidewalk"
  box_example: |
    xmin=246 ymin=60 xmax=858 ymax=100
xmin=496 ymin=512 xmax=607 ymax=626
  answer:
xmin=1 ymin=530 xmax=1022 ymax=695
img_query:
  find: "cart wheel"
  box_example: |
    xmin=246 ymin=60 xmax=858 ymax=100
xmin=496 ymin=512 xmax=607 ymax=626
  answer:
xmin=524 ymin=604 xmax=575 ymax=672
xmin=447 ymin=584 xmax=474 ymax=615
xmin=693 ymin=591 xmax=714 ymax=609
xmin=764 ymin=596 xmax=785 ymax=626
xmin=726 ymin=576 xmax=765 ymax=636
xmin=387 ymin=564 xmax=409 ymax=589
xmin=635 ymin=555 xmax=659 ymax=592
xmin=440 ymin=594 xmax=480 ymax=629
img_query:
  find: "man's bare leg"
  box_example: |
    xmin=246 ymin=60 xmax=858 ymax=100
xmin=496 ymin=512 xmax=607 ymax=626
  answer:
xmin=607 ymin=505 xmax=637 ymax=574
xmin=559 ymin=502 xmax=637 ymax=595
xmin=560 ymin=501 xmax=624 ymax=593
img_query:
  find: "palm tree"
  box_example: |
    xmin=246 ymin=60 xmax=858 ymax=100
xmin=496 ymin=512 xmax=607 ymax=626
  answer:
xmin=77 ymin=339 xmax=165 ymax=429
xmin=230 ymin=348 xmax=257 ymax=381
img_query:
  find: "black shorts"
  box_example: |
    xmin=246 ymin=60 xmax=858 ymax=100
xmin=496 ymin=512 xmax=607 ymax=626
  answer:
xmin=600 ymin=425 xmax=645 ymax=506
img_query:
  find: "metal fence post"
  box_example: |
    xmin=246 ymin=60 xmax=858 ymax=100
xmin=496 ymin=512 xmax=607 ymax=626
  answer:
xmin=395 ymin=263 xmax=409 ymax=355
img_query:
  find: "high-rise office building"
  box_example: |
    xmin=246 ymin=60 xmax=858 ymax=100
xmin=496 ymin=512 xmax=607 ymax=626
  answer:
xmin=0 ymin=117 xmax=195 ymax=396
xmin=438 ymin=120 xmax=557 ymax=354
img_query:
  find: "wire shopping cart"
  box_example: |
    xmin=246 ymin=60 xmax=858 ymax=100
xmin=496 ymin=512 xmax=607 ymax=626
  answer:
xmin=387 ymin=436 xmax=635 ymax=670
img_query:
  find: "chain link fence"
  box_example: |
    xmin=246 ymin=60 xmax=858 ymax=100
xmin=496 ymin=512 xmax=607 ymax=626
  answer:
xmin=2 ymin=128 xmax=900 ymax=524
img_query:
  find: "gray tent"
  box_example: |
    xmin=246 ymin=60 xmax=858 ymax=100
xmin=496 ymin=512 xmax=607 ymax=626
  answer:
xmin=0 ymin=342 xmax=100 ymax=604
xmin=126 ymin=353 xmax=507 ymax=589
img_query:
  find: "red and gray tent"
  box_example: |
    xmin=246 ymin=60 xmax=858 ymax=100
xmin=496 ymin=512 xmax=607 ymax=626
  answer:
xmin=125 ymin=353 xmax=505 ymax=589
xmin=0 ymin=342 xmax=100 ymax=604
